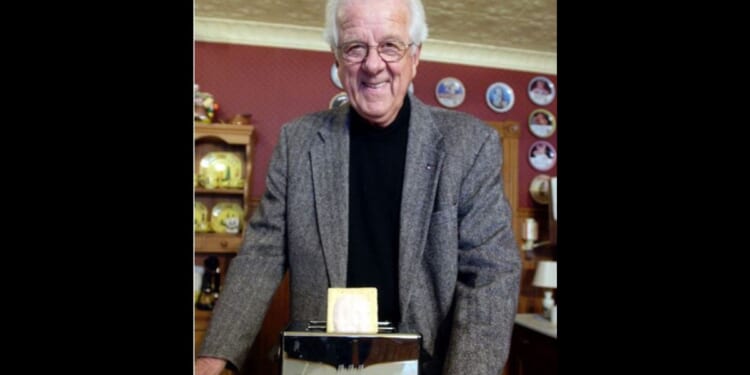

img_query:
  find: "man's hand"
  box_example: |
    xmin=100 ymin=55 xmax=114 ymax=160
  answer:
xmin=195 ymin=357 xmax=226 ymax=375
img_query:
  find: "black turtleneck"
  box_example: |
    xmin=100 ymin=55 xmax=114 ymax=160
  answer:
xmin=347 ymin=96 xmax=410 ymax=324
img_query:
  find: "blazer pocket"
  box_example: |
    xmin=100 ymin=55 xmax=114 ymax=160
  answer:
xmin=429 ymin=205 xmax=457 ymax=228
xmin=427 ymin=205 xmax=458 ymax=254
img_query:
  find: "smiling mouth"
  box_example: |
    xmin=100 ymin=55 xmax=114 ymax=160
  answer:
xmin=362 ymin=81 xmax=387 ymax=89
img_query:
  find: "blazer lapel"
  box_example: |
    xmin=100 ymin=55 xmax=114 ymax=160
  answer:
xmin=310 ymin=108 xmax=350 ymax=288
xmin=399 ymin=95 xmax=445 ymax=317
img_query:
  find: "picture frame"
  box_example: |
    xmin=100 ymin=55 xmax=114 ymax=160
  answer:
xmin=485 ymin=82 xmax=515 ymax=113
xmin=528 ymin=140 xmax=557 ymax=172
xmin=528 ymin=109 xmax=557 ymax=138
xmin=527 ymin=76 xmax=556 ymax=106
xmin=435 ymin=77 xmax=465 ymax=108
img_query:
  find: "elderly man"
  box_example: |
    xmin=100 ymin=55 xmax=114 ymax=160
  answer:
xmin=196 ymin=1 xmax=520 ymax=374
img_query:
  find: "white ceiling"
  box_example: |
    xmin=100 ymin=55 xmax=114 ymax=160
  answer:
xmin=195 ymin=0 xmax=557 ymax=74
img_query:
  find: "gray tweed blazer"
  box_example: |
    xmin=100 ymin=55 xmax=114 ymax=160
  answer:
xmin=199 ymin=94 xmax=521 ymax=375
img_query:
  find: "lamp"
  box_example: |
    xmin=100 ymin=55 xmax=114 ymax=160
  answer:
xmin=521 ymin=218 xmax=551 ymax=259
xmin=521 ymin=217 xmax=538 ymax=251
xmin=532 ymin=260 xmax=557 ymax=322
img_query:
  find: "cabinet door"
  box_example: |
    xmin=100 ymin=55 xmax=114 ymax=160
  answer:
xmin=508 ymin=324 xmax=558 ymax=375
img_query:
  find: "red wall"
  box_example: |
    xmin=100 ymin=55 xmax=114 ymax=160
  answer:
xmin=196 ymin=42 xmax=556 ymax=209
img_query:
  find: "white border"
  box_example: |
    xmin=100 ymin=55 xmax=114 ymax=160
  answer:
xmin=195 ymin=17 xmax=557 ymax=74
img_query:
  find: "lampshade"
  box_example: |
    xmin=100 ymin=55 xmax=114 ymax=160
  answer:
xmin=532 ymin=260 xmax=557 ymax=289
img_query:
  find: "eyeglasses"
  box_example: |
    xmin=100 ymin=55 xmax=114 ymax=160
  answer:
xmin=337 ymin=40 xmax=415 ymax=63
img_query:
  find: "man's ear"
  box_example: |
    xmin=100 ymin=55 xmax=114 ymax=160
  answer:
xmin=411 ymin=44 xmax=422 ymax=78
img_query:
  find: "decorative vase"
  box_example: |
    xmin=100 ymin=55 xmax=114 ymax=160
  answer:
xmin=541 ymin=290 xmax=554 ymax=319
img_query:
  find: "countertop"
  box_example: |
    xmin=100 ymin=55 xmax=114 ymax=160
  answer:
xmin=514 ymin=313 xmax=557 ymax=339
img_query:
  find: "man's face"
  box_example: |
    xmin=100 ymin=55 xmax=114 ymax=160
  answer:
xmin=336 ymin=0 xmax=420 ymax=127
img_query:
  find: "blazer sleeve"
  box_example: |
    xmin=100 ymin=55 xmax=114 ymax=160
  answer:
xmin=197 ymin=125 xmax=290 ymax=369
xmin=442 ymin=128 xmax=522 ymax=375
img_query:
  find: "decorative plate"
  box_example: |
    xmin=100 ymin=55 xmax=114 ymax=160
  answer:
xmin=435 ymin=77 xmax=465 ymax=108
xmin=330 ymin=63 xmax=343 ymax=89
xmin=528 ymin=140 xmax=557 ymax=172
xmin=210 ymin=202 xmax=244 ymax=234
xmin=528 ymin=109 xmax=557 ymax=138
xmin=329 ymin=91 xmax=349 ymax=109
xmin=528 ymin=76 xmax=556 ymax=106
xmin=198 ymin=152 xmax=244 ymax=189
xmin=485 ymin=82 xmax=515 ymax=113
xmin=529 ymin=174 xmax=552 ymax=204
xmin=194 ymin=202 xmax=209 ymax=232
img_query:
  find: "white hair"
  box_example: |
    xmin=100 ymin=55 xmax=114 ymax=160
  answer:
xmin=323 ymin=0 xmax=429 ymax=51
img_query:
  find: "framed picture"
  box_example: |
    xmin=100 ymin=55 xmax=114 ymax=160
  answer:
xmin=528 ymin=140 xmax=557 ymax=172
xmin=329 ymin=91 xmax=348 ymax=109
xmin=528 ymin=109 xmax=557 ymax=138
xmin=528 ymin=76 xmax=556 ymax=106
xmin=330 ymin=63 xmax=343 ymax=89
xmin=435 ymin=77 xmax=465 ymax=108
xmin=485 ymin=82 xmax=515 ymax=113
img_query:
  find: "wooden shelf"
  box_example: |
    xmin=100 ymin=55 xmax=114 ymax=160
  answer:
xmin=196 ymin=123 xmax=254 ymax=145
xmin=196 ymin=187 xmax=244 ymax=195
xmin=195 ymin=233 xmax=242 ymax=253
xmin=195 ymin=308 xmax=212 ymax=327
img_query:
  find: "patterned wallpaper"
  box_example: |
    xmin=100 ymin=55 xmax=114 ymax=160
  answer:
xmin=196 ymin=0 xmax=557 ymax=54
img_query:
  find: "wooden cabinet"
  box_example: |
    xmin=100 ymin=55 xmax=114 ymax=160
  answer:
xmin=195 ymin=123 xmax=256 ymax=363
xmin=194 ymin=123 xmax=290 ymax=375
xmin=507 ymin=314 xmax=558 ymax=375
